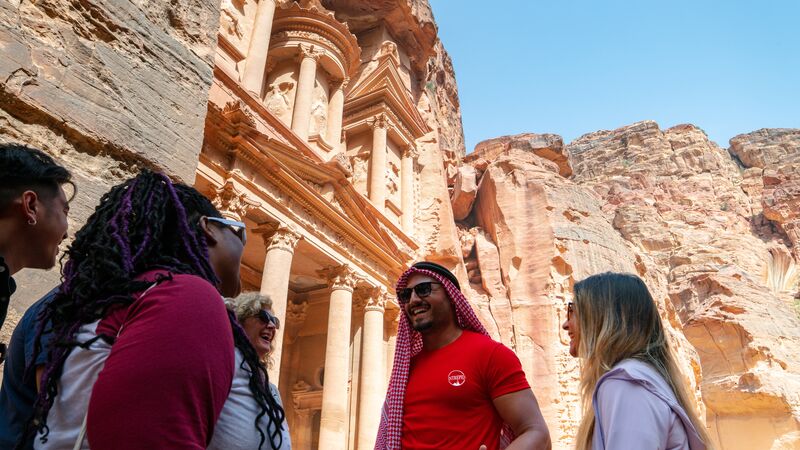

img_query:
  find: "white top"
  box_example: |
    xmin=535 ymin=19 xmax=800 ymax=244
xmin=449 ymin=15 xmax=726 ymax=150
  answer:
xmin=34 ymin=320 xmax=106 ymax=450
xmin=207 ymin=349 xmax=292 ymax=450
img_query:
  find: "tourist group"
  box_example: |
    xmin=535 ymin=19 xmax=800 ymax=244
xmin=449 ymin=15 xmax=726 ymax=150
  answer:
xmin=0 ymin=144 xmax=711 ymax=449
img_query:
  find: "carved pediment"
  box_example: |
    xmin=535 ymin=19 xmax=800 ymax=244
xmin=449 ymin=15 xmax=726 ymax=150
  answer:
xmin=344 ymin=51 xmax=430 ymax=140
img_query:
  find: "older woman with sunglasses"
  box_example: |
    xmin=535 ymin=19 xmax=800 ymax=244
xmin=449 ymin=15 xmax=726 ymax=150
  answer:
xmin=209 ymin=292 xmax=291 ymax=450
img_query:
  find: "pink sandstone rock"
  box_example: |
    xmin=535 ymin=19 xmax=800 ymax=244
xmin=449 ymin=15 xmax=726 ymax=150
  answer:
xmin=567 ymin=121 xmax=800 ymax=450
xmin=470 ymin=133 xmax=572 ymax=177
xmin=729 ymin=128 xmax=800 ymax=169
xmin=0 ymin=0 xmax=221 ymax=313
xmin=451 ymin=165 xmax=479 ymax=221
xmin=458 ymin=140 xmax=702 ymax=448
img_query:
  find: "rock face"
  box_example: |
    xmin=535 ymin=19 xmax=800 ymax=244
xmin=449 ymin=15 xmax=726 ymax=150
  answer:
xmin=730 ymin=128 xmax=800 ymax=168
xmin=0 ymin=0 xmax=221 ymax=314
xmin=457 ymin=130 xmax=702 ymax=448
xmin=2 ymin=1 xmax=798 ymax=449
xmin=456 ymin=122 xmax=800 ymax=449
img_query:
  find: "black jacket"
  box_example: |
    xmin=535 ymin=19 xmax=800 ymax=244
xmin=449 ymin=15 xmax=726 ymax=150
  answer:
xmin=0 ymin=255 xmax=17 ymax=363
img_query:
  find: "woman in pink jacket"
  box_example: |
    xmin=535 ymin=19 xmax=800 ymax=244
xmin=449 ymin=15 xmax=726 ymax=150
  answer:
xmin=562 ymin=272 xmax=713 ymax=450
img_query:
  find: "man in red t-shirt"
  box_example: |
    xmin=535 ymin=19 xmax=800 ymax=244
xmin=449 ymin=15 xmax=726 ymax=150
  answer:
xmin=375 ymin=262 xmax=551 ymax=450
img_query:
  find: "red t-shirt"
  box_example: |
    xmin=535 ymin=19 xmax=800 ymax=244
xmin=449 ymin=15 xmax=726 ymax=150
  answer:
xmin=85 ymin=272 xmax=235 ymax=449
xmin=401 ymin=330 xmax=530 ymax=450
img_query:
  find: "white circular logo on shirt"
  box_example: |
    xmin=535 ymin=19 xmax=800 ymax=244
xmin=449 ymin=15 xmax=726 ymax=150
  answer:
xmin=448 ymin=370 xmax=466 ymax=387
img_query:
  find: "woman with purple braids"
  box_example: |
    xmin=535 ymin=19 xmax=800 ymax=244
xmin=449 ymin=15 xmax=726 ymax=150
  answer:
xmin=18 ymin=170 xmax=251 ymax=450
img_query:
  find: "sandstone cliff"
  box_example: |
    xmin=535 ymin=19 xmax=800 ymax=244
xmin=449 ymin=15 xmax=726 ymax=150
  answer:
xmin=454 ymin=124 xmax=800 ymax=450
xmin=0 ymin=0 xmax=222 ymax=313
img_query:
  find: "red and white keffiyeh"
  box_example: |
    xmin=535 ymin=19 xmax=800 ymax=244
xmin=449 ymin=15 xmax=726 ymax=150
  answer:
xmin=374 ymin=266 xmax=515 ymax=450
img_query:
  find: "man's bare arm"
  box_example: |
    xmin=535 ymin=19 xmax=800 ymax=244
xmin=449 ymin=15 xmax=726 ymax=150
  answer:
xmin=491 ymin=388 xmax=551 ymax=450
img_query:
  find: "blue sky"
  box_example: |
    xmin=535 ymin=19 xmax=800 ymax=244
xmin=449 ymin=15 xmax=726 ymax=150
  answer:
xmin=429 ymin=1 xmax=799 ymax=152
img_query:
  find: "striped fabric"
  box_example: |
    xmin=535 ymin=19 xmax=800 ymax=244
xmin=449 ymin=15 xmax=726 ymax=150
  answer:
xmin=374 ymin=266 xmax=515 ymax=450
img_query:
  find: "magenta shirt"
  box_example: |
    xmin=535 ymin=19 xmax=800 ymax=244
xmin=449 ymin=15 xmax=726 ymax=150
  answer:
xmin=591 ymin=359 xmax=707 ymax=450
xmin=36 ymin=271 xmax=234 ymax=450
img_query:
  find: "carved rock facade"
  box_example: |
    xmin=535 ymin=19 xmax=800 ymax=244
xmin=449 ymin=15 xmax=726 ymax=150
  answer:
xmin=3 ymin=1 xmax=799 ymax=450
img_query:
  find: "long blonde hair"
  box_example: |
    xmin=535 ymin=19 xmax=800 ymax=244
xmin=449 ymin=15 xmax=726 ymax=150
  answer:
xmin=573 ymin=272 xmax=712 ymax=450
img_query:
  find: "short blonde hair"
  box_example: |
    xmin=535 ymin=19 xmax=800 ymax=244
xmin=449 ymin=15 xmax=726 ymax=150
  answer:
xmin=226 ymin=291 xmax=273 ymax=324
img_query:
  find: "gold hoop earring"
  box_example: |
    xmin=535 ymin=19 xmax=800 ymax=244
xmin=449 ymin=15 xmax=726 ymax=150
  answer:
xmin=28 ymin=218 xmax=37 ymax=226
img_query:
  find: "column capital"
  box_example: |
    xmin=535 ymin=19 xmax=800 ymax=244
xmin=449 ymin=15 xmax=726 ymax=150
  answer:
xmin=210 ymin=180 xmax=259 ymax=222
xmin=298 ymin=44 xmax=322 ymax=62
xmin=353 ymin=286 xmax=386 ymax=314
xmin=318 ymin=264 xmax=359 ymax=292
xmin=254 ymin=223 xmax=302 ymax=253
xmin=367 ymin=113 xmax=389 ymax=130
xmin=402 ymin=145 xmax=419 ymax=160
xmin=331 ymin=77 xmax=350 ymax=91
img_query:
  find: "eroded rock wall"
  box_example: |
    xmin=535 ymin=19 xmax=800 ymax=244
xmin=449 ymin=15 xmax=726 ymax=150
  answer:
xmin=569 ymin=122 xmax=800 ymax=450
xmin=455 ymin=132 xmax=704 ymax=448
xmin=455 ymin=123 xmax=800 ymax=450
xmin=0 ymin=0 xmax=221 ymax=315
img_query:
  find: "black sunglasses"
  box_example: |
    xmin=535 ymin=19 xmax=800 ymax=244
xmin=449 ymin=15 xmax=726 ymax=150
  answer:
xmin=567 ymin=302 xmax=574 ymax=320
xmin=257 ymin=310 xmax=280 ymax=328
xmin=206 ymin=216 xmax=247 ymax=245
xmin=398 ymin=282 xmax=442 ymax=303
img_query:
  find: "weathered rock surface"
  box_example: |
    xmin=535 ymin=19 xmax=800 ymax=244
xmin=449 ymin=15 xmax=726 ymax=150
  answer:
xmin=762 ymin=164 xmax=800 ymax=259
xmin=450 ymin=164 xmax=478 ymax=220
xmin=454 ymin=122 xmax=800 ymax=449
xmin=730 ymin=128 xmax=800 ymax=168
xmin=569 ymin=122 xmax=800 ymax=449
xmin=471 ymin=133 xmax=572 ymax=177
xmin=455 ymin=137 xmax=701 ymax=448
xmin=0 ymin=0 xmax=221 ymax=313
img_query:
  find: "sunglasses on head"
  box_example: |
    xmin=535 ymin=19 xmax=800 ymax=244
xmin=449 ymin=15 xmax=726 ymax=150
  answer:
xmin=397 ymin=281 xmax=442 ymax=303
xmin=567 ymin=302 xmax=574 ymax=320
xmin=257 ymin=310 xmax=280 ymax=328
xmin=206 ymin=216 xmax=247 ymax=245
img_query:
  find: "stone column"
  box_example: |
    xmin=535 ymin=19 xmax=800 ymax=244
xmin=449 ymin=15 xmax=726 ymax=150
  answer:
xmin=326 ymin=78 xmax=347 ymax=151
xmin=400 ymin=146 xmax=418 ymax=234
xmin=255 ymin=224 xmax=302 ymax=383
xmin=317 ymin=265 xmax=359 ymax=450
xmin=241 ymin=0 xmax=277 ymax=95
xmin=384 ymin=311 xmax=400 ymax=392
xmin=291 ymin=45 xmax=320 ymax=140
xmin=357 ymin=288 xmax=386 ymax=450
xmin=293 ymin=408 xmax=314 ymax=450
xmin=368 ymin=114 xmax=389 ymax=212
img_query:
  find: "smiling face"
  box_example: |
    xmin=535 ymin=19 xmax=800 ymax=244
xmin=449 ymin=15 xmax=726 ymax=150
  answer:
xmin=561 ymin=302 xmax=580 ymax=357
xmin=242 ymin=309 xmax=278 ymax=359
xmin=19 ymin=186 xmax=70 ymax=271
xmin=403 ymin=273 xmax=457 ymax=333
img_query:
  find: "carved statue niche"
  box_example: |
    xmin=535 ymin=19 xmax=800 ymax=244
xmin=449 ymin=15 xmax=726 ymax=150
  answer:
xmin=387 ymin=161 xmax=400 ymax=196
xmin=308 ymin=76 xmax=329 ymax=138
xmin=265 ymin=81 xmax=293 ymax=115
xmin=219 ymin=0 xmax=244 ymax=39
xmin=379 ymin=41 xmax=399 ymax=62
xmin=350 ymin=154 xmax=370 ymax=192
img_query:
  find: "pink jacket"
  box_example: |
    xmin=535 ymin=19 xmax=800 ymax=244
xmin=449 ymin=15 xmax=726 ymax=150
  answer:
xmin=591 ymin=359 xmax=708 ymax=450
